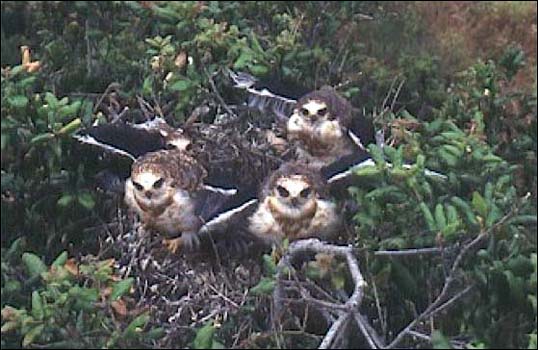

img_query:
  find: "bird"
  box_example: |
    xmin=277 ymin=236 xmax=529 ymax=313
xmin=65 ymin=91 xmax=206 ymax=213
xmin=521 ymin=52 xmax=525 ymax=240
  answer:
xmin=246 ymin=162 xmax=343 ymax=247
xmin=229 ymin=71 xmax=375 ymax=172
xmin=229 ymin=71 xmax=447 ymax=188
xmin=123 ymin=149 xmax=212 ymax=253
xmin=75 ymin=115 xmax=281 ymax=254
xmin=286 ymin=85 xmax=375 ymax=170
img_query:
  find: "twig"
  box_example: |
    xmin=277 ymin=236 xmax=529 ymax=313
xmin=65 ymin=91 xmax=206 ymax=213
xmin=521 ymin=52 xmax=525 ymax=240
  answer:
xmin=273 ymin=239 xmax=372 ymax=349
xmin=205 ymin=68 xmax=239 ymax=119
xmin=319 ymin=313 xmax=350 ymax=349
xmin=354 ymin=313 xmax=382 ymax=349
xmin=389 ymin=79 xmax=405 ymax=112
xmin=93 ymin=82 xmax=121 ymax=114
xmin=374 ymin=247 xmax=442 ymax=256
xmin=424 ymin=285 xmax=474 ymax=319
xmin=386 ymin=200 xmax=523 ymax=348
xmin=407 ymin=330 xmax=467 ymax=349
xmin=85 ymin=19 xmax=92 ymax=78
xmin=371 ymin=278 xmax=387 ymax=340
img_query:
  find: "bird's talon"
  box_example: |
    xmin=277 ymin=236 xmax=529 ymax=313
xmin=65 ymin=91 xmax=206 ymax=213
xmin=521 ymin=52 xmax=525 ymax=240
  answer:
xmin=163 ymin=237 xmax=182 ymax=254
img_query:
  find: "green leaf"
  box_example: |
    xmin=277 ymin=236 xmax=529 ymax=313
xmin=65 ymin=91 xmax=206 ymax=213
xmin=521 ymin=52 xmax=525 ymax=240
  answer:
xmin=233 ymin=51 xmax=253 ymax=69
xmin=450 ymin=196 xmax=479 ymax=226
xmin=434 ymin=204 xmax=447 ymax=231
xmin=22 ymin=253 xmax=48 ymax=279
xmin=367 ymin=144 xmax=386 ymax=166
xmin=22 ymin=324 xmax=44 ymax=347
xmin=77 ymin=192 xmax=95 ymax=210
xmin=110 ymin=278 xmax=134 ymax=301
xmin=31 ymin=291 xmax=44 ymax=320
xmin=1 ymin=321 xmax=19 ymax=333
xmin=485 ymin=204 xmax=502 ymax=228
xmin=331 ymin=274 xmax=346 ymax=290
xmin=58 ymin=101 xmax=82 ymax=119
xmin=169 ymin=79 xmax=191 ymax=92
xmin=57 ymin=118 xmax=82 ymax=135
xmin=508 ymin=215 xmax=537 ymax=225
xmin=57 ymin=194 xmax=75 ymax=208
xmin=52 ymin=251 xmax=68 ymax=267
xmin=69 ymin=286 xmax=99 ymax=311
xmin=445 ymin=204 xmax=459 ymax=224
xmin=353 ymin=165 xmax=381 ymax=177
xmin=528 ymin=334 xmax=537 ymax=350
xmin=212 ymin=340 xmax=226 ymax=349
xmin=250 ymin=277 xmax=276 ymax=295
xmin=432 ymin=330 xmax=452 ymax=349
xmin=193 ymin=321 xmax=216 ymax=349
xmin=142 ymin=76 xmax=153 ymax=95
xmin=30 ymin=133 xmax=55 ymax=144
xmin=8 ymin=95 xmax=29 ymax=108
xmin=419 ymin=202 xmax=437 ymax=232
xmin=472 ymin=191 xmax=488 ymax=218
xmin=124 ymin=313 xmax=150 ymax=337
xmin=146 ymin=327 xmax=166 ymax=340
xmin=249 ymin=64 xmax=269 ymax=75
xmin=262 ymin=254 xmax=277 ymax=275
xmin=44 ymin=92 xmax=59 ymax=109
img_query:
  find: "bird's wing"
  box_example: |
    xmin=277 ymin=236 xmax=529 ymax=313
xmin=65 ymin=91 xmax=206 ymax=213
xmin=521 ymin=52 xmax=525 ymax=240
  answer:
xmin=347 ymin=108 xmax=376 ymax=152
xmin=196 ymin=185 xmax=259 ymax=236
xmin=228 ymin=69 xmax=297 ymax=122
xmin=73 ymin=120 xmax=168 ymax=159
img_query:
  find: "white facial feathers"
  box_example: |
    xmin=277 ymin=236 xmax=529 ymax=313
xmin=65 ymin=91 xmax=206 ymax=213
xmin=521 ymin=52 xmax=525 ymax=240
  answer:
xmin=301 ymin=100 xmax=328 ymax=117
xmin=133 ymin=171 xmax=163 ymax=190
xmin=274 ymin=175 xmax=313 ymax=199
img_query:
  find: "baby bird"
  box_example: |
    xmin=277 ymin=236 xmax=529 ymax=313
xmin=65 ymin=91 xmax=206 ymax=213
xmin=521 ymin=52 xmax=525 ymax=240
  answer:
xmin=247 ymin=162 xmax=343 ymax=246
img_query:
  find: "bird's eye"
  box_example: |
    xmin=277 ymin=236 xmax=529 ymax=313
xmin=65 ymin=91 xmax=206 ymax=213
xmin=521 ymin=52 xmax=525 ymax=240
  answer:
xmin=317 ymin=107 xmax=328 ymax=117
xmin=153 ymin=178 xmax=164 ymax=189
xmin=276 ymin=185 xmax=290 ymax=198
xmin=133 ymin=181 xmax=143 ymax=191
xmin=300 ymin=187 xmax=312 ymax=198
xmin=301 ymin=108 xmax=310 ymax=117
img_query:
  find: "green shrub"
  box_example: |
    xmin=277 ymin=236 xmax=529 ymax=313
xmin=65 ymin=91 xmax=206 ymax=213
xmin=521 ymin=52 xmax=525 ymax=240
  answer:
xmin=1 ymin=238 xmax=163 ymax=348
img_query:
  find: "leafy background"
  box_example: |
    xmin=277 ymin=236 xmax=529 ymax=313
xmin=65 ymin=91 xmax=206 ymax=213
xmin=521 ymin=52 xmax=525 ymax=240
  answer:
xmin=1 ymin=1 xmax=536 ymax=349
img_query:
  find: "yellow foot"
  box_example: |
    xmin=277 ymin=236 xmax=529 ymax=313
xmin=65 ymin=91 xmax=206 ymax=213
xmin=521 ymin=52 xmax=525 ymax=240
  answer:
xmin=163 ymin=237 xmax=182 ymax=254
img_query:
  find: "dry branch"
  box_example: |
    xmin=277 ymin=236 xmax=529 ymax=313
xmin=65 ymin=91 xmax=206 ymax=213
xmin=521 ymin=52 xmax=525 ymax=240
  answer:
xmin=272 ymin=239 xmax=379 ymax=349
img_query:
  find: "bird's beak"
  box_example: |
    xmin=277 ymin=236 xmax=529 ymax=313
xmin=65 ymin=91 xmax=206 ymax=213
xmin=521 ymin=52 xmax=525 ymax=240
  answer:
xmin=145 ymin=191 xmax=153 ymax=199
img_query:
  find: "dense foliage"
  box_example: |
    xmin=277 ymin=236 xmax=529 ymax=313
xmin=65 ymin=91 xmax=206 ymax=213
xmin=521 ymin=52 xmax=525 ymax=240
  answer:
xmin=1 ymin=1 xmax=536 ymax=348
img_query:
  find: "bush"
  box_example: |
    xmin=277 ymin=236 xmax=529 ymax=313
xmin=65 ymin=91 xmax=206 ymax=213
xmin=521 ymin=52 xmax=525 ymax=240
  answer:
xmin=1 ymin=239 xmax=163 ymax=348
xmin=1 ymin=1 xmax=536 ymax=348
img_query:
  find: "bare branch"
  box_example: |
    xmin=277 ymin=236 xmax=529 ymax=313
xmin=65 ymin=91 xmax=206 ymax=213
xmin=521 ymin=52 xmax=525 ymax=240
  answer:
xmin=386 ymin=199 xmax=523 ymax=348
xmin=319 ymin=313 xmax=350 ymax=349
xmin=205 ymin=68 xmax=239 ymax=120
xmin=374 ymin=247 xmax=442 ymax=256
xmin=272 ymin=239 xmax=373 ymax=349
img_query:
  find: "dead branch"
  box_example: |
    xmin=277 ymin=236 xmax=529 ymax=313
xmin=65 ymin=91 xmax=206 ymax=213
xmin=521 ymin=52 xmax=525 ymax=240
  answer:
xmin=319 ymin=313 xmax=350 ymax=349
xmin=374 ymin=247 xmax=442 ymax=256
xmin=205 ymin=68 xmax=239 ymax=120
xmin=386 ymin=199 xmax=524 ymax=348
xmin=272 ymin=239 xmax=378 ymax=349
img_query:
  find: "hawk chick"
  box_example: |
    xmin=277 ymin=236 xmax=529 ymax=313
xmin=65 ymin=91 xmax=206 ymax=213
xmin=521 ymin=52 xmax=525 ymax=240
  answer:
xmin=248 ymin=162 xmax=342 ymax=246
xmin=124 ymin=149 xmax=208 ymax=253
xmin=287 ymin=86 xmax=374 ymax=169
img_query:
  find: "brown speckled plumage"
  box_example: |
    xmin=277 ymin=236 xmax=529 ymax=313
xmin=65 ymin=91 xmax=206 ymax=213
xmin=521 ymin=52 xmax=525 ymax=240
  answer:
xmin=248 ymin=162 xmax=342 ymax=246
xmin=132 ymin=150 xmax=207 ymax=192
xmin=295 ymin=86 xmax=353 ymax=128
